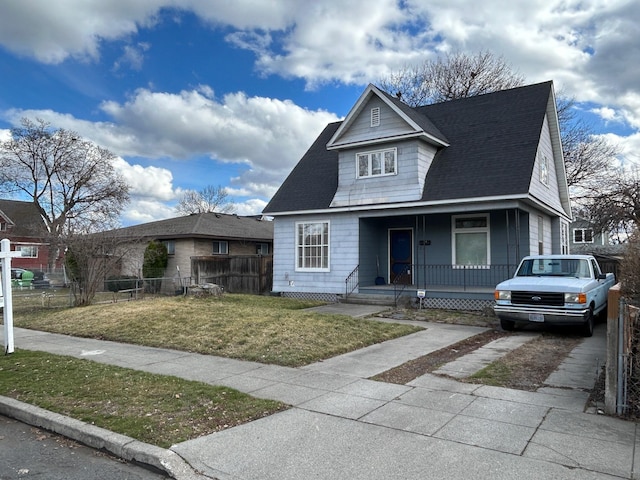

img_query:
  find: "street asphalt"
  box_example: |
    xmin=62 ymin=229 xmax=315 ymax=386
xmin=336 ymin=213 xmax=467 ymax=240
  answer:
xmin=1 ymin=304 xmax=635 ymax=480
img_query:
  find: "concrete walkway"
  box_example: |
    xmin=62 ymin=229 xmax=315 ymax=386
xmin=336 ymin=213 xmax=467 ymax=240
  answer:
xmin=1 ymin=319 xmax=636 ymax=480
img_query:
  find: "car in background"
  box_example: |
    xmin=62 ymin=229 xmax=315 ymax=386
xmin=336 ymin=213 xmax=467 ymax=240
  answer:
xmin=0 ymin=267 xmax=51 ymax=289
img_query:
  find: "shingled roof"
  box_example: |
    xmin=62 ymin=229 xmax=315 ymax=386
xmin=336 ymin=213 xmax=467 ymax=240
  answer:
xmin=263 ymin=81 xmax=554 ymax=214
xmin=109 ymin=212 xmax=273 ymax=241
xmin=0 ymin=199 xmax=47 ymax=237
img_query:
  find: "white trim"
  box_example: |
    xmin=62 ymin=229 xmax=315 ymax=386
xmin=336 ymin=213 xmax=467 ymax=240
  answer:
xmin=451 ymin=213 xmax=491 ymax=267
xmin=356 ymin=147 xmax=397 ymax=179
xmin=266 ymin=193 xmax=571 ymax=220
xmin=294 ymin=220 xmax=330 ymax=272
xmin=326 ymin=84 xmax=449 ymax=149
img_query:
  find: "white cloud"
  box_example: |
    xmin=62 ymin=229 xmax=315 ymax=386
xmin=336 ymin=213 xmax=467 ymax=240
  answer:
xmin=122 ymin=198 xmax=176 ymax=225
xmin=112 ymin=157 xmax=176 ymax=201
xmin=2 ymin=0 xmax=639 ymax=221
xmin=3 ymin=86 xmax=337 ymax=213
xmin=0 ymin=0 xmax=164 ymax=63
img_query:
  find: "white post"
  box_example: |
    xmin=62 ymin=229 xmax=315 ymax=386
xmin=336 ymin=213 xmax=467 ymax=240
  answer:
xmin=1 ymin=238 xmax=22 ymax=354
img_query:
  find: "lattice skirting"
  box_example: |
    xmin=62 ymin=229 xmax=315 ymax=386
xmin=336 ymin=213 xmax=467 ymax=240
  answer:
xmin=417 ymin=297 xmax=494 ymax=311
xmin=280 ymin=291 xmax=339 ymax=303
xmin=281 ymin=291 xmax=493 ymax=311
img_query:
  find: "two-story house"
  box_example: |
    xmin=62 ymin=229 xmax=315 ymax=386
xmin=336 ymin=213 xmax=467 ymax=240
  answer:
xmin=263 ymin=81 xmax=572 ymax=309
xmin=0 ymin=199 xmax=53 ymax=271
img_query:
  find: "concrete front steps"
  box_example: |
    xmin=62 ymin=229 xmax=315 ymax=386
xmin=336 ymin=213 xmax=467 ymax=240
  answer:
xmin=339 ymin=293 xmax=396 ymax=306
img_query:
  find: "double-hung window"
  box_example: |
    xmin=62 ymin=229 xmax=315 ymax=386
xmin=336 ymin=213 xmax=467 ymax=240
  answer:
xmin=162 ymin=240 xmax=175 ymax=255
xmin=452 ymin=214 xmax=490 ymax=267
xmin=357 ymin=148 xmax=396 ymax=178
xmin=213 ymin=240 xmax=229 ymax=254
xmin=573 ymin=228 xmax=594 ymax=243
xmin=16 ymin=245 xmax=38 ymax=258
xmin=296 ymin=221 xmax=329 ymax=271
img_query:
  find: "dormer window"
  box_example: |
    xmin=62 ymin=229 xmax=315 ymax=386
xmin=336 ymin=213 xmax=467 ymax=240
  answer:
xmin=357 ymin=148 xmax=397 ymax=178
xmin=370 ymin=107 xmax=380 ymax=127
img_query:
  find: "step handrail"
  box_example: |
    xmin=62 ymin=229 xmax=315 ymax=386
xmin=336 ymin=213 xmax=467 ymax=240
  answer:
xmin=344 ymin=265 xmax=359 ymax=302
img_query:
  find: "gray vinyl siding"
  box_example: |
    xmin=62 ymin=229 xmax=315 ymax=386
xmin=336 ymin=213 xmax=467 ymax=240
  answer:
xmin=529 ymin=114 xmax=564 ymax=212
xmin=272 ymin=213 xmax=359 ymax=294
xmin=526 ymin=210 xmax=553 ymax=255
xmin=330 ymin=140 xmax=437 ymax=207
xmin=336 ymin=97 xmax=414 ymax=145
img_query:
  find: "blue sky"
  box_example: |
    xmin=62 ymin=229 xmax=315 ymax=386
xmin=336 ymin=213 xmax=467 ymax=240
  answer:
xmin=0 ymin=1 xmax=638 ymax=226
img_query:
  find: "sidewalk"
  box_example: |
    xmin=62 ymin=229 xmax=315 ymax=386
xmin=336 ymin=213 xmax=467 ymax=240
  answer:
xmin=2 ymin=320 xmax=637 ymax=480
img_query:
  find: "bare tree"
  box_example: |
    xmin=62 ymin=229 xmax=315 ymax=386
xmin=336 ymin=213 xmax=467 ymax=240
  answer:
xmin=556 ymin=95 xmax=618 ymax=192
xmin=0 ymin=118 xmax=130 ymax=268
xmin=578 ymin=173 xmax=640 ymax=242
xmin=175 ymin=184 xmax=235 ymax=215
xmin=379 ymin=50 xmax=525 ymax=106
xmin=65 ymin=232 xmax=141 ymax=306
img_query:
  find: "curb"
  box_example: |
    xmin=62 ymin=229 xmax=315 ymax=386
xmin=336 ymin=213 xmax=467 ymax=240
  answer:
xmin=0 ymin=396 xmax=215 ymax=480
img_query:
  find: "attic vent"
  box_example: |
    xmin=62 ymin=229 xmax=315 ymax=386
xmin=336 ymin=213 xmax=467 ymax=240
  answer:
xmin=370 ymin=107 xmax=380 ymax=127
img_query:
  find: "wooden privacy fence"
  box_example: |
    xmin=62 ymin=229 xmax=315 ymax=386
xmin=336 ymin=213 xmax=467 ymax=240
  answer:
xmin=191 ymin=255 xmax=273 ymax=295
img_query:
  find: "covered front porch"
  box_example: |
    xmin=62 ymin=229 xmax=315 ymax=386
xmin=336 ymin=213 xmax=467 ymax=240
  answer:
xmin=345 ymin=209 xmax=527 ymax=309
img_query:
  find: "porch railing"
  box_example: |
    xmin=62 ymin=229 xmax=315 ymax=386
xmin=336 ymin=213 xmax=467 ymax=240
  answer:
xmin=383 ymin=263 xmax=516 ymax=291
xmin=344 ymin=265 xmax=359 ymax=302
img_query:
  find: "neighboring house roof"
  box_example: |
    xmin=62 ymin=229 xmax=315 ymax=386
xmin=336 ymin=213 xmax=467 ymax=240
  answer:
xmin=109 ymin=212 xmax=274 ymax=242
xmin=0 ymin=199 xmax=46 ymax=237
xmin=264 ymin=81 xmax=566 ymax=215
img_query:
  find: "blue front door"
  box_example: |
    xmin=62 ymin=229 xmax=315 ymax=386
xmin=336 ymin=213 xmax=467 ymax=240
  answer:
xmin=389 ymin=229 xmax=412 ymax=284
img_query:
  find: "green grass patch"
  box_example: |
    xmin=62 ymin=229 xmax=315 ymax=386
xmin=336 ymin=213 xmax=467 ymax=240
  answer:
xmin=467 ymin=362 xmax=513 ymax=386
xmin=0 ymin=350 xmax=286 ymax=448
xmin=13 ymin=294 xmax=421 ymax=367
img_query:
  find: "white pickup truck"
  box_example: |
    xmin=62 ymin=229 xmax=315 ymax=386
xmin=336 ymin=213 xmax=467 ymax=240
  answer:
xmin=494 ymin=255 xmax=616 ymax=336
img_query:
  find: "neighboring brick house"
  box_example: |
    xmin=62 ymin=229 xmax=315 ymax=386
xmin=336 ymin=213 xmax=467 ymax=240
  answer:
xmin=0 ymin=199 xmax=54 ymax=271
xmin=108 ymin=212 xmax=274 ymax=282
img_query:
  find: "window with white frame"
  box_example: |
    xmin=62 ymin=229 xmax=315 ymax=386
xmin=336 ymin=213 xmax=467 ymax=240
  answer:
xmin=452 ymin=214 xmax=490 ymax=267
xmin=256 ymin=242 xmax=269 ymax=255
xmin=540 ymin=154 xmax=549 ymax=185
xmin=162 ymin=240 xmax=175 ymax=255
xmin=573 ymin=228 xmax=594 ymax=243
xmin=296 ymin=221 xmax=329 ymax=271
xmin=213 ymin=240 xmax=229 ymax=254
xmin=0 ymin=222 xmax=6 ymax=231
xmin=370 ymin=107 xmax=380 ymax=127
xmin=16 ymin=245 xmax=38 ymax=258
xmin=357 ymin=148 xmax=396 ymax=178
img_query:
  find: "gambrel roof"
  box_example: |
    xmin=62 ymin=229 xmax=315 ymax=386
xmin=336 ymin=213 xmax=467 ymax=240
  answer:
xmin=264 ymin=81 xmax=569 ymax=216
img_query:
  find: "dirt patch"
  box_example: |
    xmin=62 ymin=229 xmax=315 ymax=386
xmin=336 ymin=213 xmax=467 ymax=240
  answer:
xmin=463 ymin=334 xmax=584 ymax=391
xmin=371 ymin=329 xmax=507 ymax=384
xmin=373 ymin=307 xmax=585 ymax=392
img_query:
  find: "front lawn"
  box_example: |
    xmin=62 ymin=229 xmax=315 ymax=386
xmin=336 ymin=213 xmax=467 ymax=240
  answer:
xmin=13 ymin=294 xmax=421 ymax=367
xmin=0 ymin=350 xmax=286 ymax=448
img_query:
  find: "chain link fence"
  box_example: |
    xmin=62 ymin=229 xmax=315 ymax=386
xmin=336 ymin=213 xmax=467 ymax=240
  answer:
xmin=8 ymin=275 xmax=193 ymax=312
